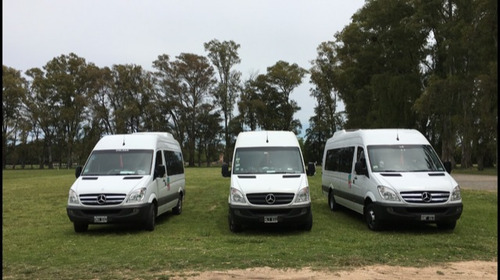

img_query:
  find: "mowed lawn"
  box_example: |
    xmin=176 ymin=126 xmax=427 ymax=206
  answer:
xmin=2 ymin=167 xmax=497 ymax=280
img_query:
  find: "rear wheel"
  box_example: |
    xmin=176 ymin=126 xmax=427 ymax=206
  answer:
xmin=74 ymin=222 xmax=88 ymax=233
xmin=364 ymin=203 xmax=383 ymax=231
xmin=144 ymin=203 xmax=156 ymax=231
xmin=172 ymin=194 xmax=183 ymax=215
xmin=328 ymin=190 xmax=339 ymax=211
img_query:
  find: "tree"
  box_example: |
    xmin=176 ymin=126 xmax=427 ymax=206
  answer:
xmin=154 ymin=53 xmax=216 ymax=166
xmin=249 ymin=61 xmax=306 ymax=133
xmin=2 ymin=66 xmax=28 ymax=169
xmin=332 ymin=0 xmax=426 ymax=129
xmin=204 ymin=39 xmax=241 ymax=163
xmin=108 ymin=64 xmax=156 ymax=134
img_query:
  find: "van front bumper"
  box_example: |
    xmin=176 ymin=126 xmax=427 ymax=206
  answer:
xmin=228 ymin=204 xmax=312 ymax=226
xmin=372 ymin=202 xmax=463 ymax=223
xmin=67 ymin=204 xmax=150 ymax=225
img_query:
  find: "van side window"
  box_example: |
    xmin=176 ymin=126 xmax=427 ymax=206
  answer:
xmin=155 ymin=150 xmax=165 ymax=173
xmin=164 ymin=150 xmax=184 ymax=176
xmin=325 ymin=147 xmax=355 ymax=173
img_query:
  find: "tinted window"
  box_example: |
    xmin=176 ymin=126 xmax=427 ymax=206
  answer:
xmin=164 ymin=150 xmax=184 ymax=176
xmin=324 ymin=147 xmax=355 ymax=173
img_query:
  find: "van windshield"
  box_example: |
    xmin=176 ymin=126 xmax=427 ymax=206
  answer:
xmin=82 ymin=150 xmax=153 ymax=176
xmin=368 ymin=145 xmax=445 ymax=172
xmin=233 ymin=147 xmax=305 ymax=174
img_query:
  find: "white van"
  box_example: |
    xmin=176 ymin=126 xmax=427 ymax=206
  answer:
xmin=222 ymin=131 xmax=316 ymax=232
xmin=67 ymin=132 xmax=185 ymax=232
xmin=322 ymin=129 xmax=463 ymax=231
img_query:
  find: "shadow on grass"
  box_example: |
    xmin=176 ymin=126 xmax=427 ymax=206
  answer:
xmin=68 ymin=211 xmax=176 ymax=235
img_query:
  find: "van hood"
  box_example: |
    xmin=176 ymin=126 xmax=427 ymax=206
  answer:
xmin=372 ymin=172 xmax=458 ymax=192
xmin=233 ymin=174 xmax=306 ymax=194
xmin=72 ymin=175 xmax=149 ymax=194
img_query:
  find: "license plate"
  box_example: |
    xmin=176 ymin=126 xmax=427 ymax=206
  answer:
xmin=421 ymin=214 xmax=435 ymax=221
xmin=264 ymin=216 xmax=278 ymax=223
xmin=94 ymin=216 xmax=108 ymax=223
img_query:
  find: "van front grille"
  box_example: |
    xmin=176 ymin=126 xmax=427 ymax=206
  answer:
xmin=246 ymin=193 xmax=295 ymax=205
xmin=400 ymin=191 xmax=449 ymax=203
xmin=80 ymin=193 xmax=127 ymax=205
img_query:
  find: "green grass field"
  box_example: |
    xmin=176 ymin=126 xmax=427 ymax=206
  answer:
xmin=2 ymin=168 xmax=497 ymax=280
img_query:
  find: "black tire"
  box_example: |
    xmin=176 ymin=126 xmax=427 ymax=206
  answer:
xmin=301 ymin=213 xmax=313 ymax=231
xmin=437 ymin=220 xmax=457 ymax=231
xmin=74 ymin=222 xmax=88 ymax=233
xmin=172 ymin=195 xmax=183 ymax=215
xmin=144 ymin=203 xmax=156 ymax=231
xmin=328 ymin=190 xmax=339 ymax=211
xmin=364 ymin=203 xmax=383 ymax=231
xmin=228 ymin=213 xmax=242 ymax=233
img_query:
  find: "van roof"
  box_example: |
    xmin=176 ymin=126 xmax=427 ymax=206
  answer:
xmin=235 ymin=131 xmax=299 ymax=148
xmin=327 ymin=129 xmax=430 ymax=146
xmin=93 ymin=132 xmax=181 ymax=151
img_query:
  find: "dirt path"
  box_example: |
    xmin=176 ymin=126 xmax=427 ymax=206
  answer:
xmin=168 ymin=261 xmax=497 ymax=279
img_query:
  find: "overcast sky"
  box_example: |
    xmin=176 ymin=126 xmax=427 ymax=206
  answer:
xmin=3 ymin=0 xmax=365 ymax=136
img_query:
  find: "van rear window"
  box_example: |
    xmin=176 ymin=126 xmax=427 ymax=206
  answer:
xmin=82 ymin=150 xmax=153 ymax=176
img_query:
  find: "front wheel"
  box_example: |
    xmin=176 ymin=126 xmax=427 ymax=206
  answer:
xmin=437 ymin=220 xmax=457 ymax=231
xmin=228 ymin=213 xmax=242 ymax=233
xmin=74 ymin=222 xmax=88 ymax=233
xmin=144 ymin=203 xmax=156 ymax=231
xmin=364 ymin=203 xmax=384 ymax=231
xmin=300 ymin=213 xmax=313 ymax=231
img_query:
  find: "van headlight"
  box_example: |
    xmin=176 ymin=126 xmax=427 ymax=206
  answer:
xmin=295 ymin=187 xmax=310 ymax=203
xmin=68 ymin=189 xmax=79 ymax=205
xmin=230 ymin=187 xmax=246 ymax=204
xmin=377 ymin=185 xmax=400 ymax=201
xmin=127 ymin=187 xmax=147 ymax=203
xmin=450 ymin=185 xmax=462 ymax=201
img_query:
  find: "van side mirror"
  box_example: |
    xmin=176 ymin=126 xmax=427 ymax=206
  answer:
xmin=443 ymin=161 xmax=452 ymax=173
xmin=355 ymin=161 xmax=368 ymax=177
xmin=154 ymin=164 xmax=166 ymax=179
xmin=306 ymin=162 xmax=316 ymax=176
xmin=221 ymin=163 xmax=231 ymax=177
xmin=75 ymin=166 xmax=83 ymax=178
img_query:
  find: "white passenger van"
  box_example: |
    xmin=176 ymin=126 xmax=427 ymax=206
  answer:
xmin=222 ymin=131 xmax=316 ymax=232
xmin=322 ymin=129 xmax=463 ymax=231
xmin=67 ymin=132 xmax=185 ymax=232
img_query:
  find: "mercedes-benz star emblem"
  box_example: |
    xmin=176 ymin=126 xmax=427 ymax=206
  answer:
xmin=265 ymin=194 xmax=276 ymax=205
xmin=422 ymin=192 xmax=432 ymax=203
xmin=97 ymin=194 xmax=106 ymax=205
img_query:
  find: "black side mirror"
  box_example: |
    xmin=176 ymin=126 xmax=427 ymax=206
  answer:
xmin=221 ymin=162 xmax=231 ymax=177
xmin=154 ymin=164 xmax=166 ymax=179
xmin=75 ymin=166 xmax=83 ymax=178
xmin=306 ymin=162 xmax=316 ymax=176
xmin=355 ymin=161 xmax=368 ymax=177
xmin=443 ymin=161 xmax=452 ymax=173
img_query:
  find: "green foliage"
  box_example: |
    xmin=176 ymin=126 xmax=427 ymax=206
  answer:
xmin=2 ymin=168 xmax=497 ymax=279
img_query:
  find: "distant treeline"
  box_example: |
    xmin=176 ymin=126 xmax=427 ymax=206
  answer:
xmin=3 ymin=0 xmax=497 ymax=170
